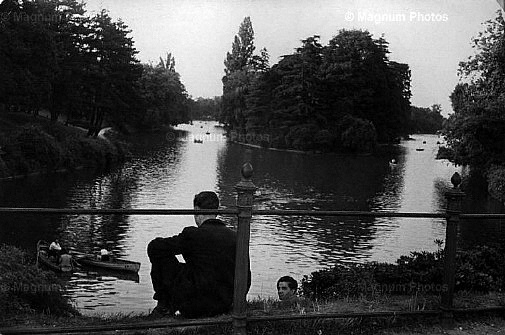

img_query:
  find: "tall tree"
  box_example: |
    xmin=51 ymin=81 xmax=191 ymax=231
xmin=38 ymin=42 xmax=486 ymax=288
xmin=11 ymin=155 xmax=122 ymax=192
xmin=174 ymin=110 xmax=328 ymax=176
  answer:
xmin=410 ymin=104 xmax=445 ymax=134
xmin=221 ymin=17 xmax=268 ymax=132
xmin=443 ymin=11 xmax=505 ymax=166
xmin=84 ymin=10 xmax=142 ymax=136
xmin=137 ymin=53 xmax=190 ymax=129
xmin=321 ymin=30 xmax=410 ymax=142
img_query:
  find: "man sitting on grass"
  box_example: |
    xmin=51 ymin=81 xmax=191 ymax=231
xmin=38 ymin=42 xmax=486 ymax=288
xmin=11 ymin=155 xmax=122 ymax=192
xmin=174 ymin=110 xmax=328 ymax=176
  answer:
xmin=147 ymin=191 xmax=251 ymax=318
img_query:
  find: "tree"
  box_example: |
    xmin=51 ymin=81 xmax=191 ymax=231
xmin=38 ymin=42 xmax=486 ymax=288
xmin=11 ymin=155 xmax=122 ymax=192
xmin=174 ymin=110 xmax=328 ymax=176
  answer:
xmin=221 ymin=17 xmax=268 ymax=133
xmin=136 ymin=53 xmax=190 ymax=129
xmin=83 ymin=10 xmax=142 ymax=136
xmin=443 ymin=11 xmax=505 ymax=166
xmin=0 ymin=0 xmax=59 ymax=114
xmin=189 ymin=97 xmax=221 ymax=121
xmin=410 ymin=104 xmax=445 ymax=134
xmin=321 ymin=30 xmax=410 ymax=142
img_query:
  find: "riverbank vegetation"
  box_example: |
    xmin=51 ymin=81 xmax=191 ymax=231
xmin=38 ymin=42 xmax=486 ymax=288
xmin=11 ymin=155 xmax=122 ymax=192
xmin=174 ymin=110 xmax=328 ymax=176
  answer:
xmin=301 ymin=241 xmax=505 ymax=299
xmin=408 ymin=105 xmax=445 ymax=135
xmin=0 ymin=112 xmax=128 ymax=178
xmin=0 ymin=244 xmax=77 ymax=319
xmin=439 ymin=11 xmax=505 ymax=203
xmin=188 ymin=97 xmax=222 ymax=121
xmin=0 ymin=0 xmax=191 ymax=135
xmin=2 ymin=242 xmax=504 ymax=334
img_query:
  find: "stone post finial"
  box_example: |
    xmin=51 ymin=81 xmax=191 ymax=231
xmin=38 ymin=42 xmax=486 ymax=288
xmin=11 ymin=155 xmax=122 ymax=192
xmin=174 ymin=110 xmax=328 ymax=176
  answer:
xmin=450 ymin=172 xmax=461 ymax=189
xmin=241 ymin=162 xmax=253 ymax=180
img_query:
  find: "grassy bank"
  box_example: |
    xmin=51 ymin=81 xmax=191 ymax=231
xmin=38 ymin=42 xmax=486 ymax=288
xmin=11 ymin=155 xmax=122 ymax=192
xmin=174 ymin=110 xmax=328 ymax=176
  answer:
xmin=2 ymin=290 xmax=504 ymax=334
xmin=0 ymin=112 xmax=129 ymax=179
xmin=2 ymin=243 xmax=505 ymax=334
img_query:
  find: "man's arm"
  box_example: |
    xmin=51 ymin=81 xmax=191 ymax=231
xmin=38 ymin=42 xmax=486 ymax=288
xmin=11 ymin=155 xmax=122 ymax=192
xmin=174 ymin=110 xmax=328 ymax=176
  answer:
xmin=147 ymin=233 xmax=184 ymax=261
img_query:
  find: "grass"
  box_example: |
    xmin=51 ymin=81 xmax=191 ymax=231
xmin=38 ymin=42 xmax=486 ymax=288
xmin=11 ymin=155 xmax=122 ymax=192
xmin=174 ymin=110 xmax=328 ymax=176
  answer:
xmin=2 ymin=291 xmax=504 ymax=334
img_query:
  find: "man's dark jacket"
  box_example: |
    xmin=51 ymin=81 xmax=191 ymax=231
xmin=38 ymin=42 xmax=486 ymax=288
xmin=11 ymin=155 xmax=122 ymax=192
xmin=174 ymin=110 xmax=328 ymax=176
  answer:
xmin=148 ymin=219 xmax=251 ymax=317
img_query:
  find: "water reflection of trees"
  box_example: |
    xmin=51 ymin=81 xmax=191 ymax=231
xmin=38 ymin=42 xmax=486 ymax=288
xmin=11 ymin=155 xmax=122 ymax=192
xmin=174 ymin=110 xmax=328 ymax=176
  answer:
xmin=0 ymin=173 xmax=91 ymax=251
xmin=215 ymin=143 xmax=399 ymax=268
xmin=457 ymin=172 xmax=505 ymax=248
xmin=60 ymin=133 xmax=185 ymax=258
xmin=61 ymin=169 xmax=138 ymax=257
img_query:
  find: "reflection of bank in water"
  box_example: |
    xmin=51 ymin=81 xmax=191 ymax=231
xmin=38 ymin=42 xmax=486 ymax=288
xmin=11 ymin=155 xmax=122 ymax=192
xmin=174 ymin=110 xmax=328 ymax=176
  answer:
xmin=83 ymin=269 xmax=140 ymax=283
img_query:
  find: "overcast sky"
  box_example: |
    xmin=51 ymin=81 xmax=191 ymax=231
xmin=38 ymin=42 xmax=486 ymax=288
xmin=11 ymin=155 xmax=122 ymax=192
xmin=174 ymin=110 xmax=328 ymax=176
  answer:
xmin=84 ymin=0 xmax=502 ymax=116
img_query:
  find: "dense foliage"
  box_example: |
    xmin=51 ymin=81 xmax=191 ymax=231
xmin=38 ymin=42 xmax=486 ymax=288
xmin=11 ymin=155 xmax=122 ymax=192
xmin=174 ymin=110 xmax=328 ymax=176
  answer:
xmin=0 ymin=0 xmax=190 ymax=134
xmin=301 ymin=243 xmax=505 ymax=300
xmin=137 ymin=54 xmax=190 ymax=129
xmin=0 ymin=112 xmax=127 ymax=176
xmin=0 ymin=244 xmax=77 ymax=318
xmin=409 ymin=104 xmax=445 ymax=134
xmin=189 ymin=96 xmax=221 ymax=120
xmin=442 ymin=11 xmax=505 ymax=167
xmin=221 ymin=19 xmax=412 ymax=152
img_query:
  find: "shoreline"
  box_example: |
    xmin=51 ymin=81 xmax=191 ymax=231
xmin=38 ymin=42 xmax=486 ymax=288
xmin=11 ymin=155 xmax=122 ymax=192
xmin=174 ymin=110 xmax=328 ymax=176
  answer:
xmin=228 ymin=139 xmax=374 ymax=156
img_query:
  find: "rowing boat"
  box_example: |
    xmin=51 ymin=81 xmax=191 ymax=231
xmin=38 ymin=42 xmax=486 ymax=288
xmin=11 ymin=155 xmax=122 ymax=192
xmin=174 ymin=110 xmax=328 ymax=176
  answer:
xmin=36 ymin=240 xmax=74 ymax=273
xmin=72 ymin=251 xmax=141 ymax=273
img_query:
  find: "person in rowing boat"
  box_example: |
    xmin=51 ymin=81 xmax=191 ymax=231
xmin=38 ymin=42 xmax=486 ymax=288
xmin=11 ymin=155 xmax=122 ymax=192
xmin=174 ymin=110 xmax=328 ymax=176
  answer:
xmin=59 ymin=248 xmax=73 ymax=271
xmin=147 ymin=191 xmax=251 ymax=318
xmin=100 ymin=248 xmax=110 ymax=261
xmin=49 ymin=239 xmax=62 ymax=261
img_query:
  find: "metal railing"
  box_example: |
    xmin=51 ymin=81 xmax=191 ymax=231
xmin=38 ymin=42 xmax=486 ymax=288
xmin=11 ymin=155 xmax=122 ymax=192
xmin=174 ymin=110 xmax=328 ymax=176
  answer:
xmin=2 ymin=163 xmax=505 ymax=334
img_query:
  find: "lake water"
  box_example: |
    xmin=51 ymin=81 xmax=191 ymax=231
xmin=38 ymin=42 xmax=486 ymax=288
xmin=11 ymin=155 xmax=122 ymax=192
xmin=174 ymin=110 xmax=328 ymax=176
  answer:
xmin=1 ymin=121 xmax=504 ymax=315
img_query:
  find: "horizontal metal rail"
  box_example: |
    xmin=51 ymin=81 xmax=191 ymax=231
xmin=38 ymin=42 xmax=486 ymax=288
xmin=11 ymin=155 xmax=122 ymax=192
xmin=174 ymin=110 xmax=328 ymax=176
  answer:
xmin=253 ymin=210 xmax=449 ymax=218
xmin=0 ymin=208 xmax=238 ymax=215
xmin=2 ymin=306 xmax=505 ymax=334
xmin=0 ymin=207 xmax=504 ymax=219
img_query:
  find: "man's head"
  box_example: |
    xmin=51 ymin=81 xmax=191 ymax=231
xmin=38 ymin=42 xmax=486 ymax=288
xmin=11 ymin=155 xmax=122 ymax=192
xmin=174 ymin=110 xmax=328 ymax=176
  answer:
xmin=277 ymin=276 xmax=297 ymax=301
xmin=193 ymin=191 xmax=219 ymax=226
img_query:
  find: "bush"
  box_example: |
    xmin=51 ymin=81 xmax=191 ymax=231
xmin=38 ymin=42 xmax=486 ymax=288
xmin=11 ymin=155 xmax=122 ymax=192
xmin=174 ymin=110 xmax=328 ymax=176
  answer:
xmin=301 ymin=243 xmax=505 ymax=300
xmin=2 ymin=125 xmax=64 ymax=172
xmin=285 ymin=124 xmax=319 ymax=151
xmin=0 ymin=114 xmax=130 ymax=176
xmin=436 ymin=146 xmax=455 ymax=161
xmin=487 ymin=165 xmax=505 ymax=203
xmin=337 ymin=115 xmax=377 ymax=153
xmin=0 ymin=244 xmax=77 ymax=318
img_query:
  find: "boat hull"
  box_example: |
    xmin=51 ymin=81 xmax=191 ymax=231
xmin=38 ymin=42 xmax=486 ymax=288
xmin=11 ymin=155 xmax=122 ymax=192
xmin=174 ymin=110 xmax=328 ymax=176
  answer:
xmin=76 ymin=256 xmax=140 ymax=273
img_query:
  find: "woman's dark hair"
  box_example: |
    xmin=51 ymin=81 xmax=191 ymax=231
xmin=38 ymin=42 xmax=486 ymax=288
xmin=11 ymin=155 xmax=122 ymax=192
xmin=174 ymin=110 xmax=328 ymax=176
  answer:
xmin=193 ymin=191 xmax=219 ymax=209
xmin=277 ymin=276 xmax=298 ymax=291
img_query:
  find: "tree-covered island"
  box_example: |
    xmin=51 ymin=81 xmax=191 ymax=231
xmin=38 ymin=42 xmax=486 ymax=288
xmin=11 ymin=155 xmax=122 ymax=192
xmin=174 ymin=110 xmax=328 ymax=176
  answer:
xmin=220 ymin=17 xmax=443 ymax=153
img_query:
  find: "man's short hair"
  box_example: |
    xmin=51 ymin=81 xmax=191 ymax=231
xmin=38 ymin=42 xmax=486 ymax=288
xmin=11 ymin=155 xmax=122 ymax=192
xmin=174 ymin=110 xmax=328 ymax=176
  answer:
xmin=193 ymin=191 xmax=219 ymax=209
xmin=277 ymin=276 xmax=298 ymax=291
